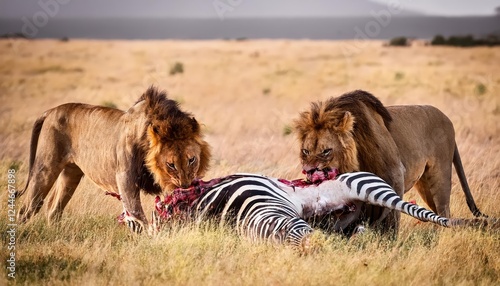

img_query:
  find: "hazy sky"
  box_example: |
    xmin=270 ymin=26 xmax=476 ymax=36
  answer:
xmin=0 ymin=0 xmax=499 ymax=19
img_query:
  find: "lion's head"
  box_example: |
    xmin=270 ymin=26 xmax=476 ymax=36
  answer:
xmin=139 ymin=87 xmax=211 ymax=190
xmin=294 ymin=90 xmax=392 ymax=181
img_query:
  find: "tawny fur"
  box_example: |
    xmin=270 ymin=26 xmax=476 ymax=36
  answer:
xmin=294 ymin=90 xmax=485 ymax=235
xmin=17 ymin=86 xmax=211 ymax=227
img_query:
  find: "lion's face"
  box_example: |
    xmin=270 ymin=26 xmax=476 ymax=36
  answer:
xmin=146 ymin=124 xmax=211 ymax=192
xmin=300 ymin=129 xmax=343 ymax=174
xmin=154 ymin=139 xmax=206 ymax=189
xmin=299 ymin=128 xmax=359 ymax=181
xmin=295 ymin=106 xmax=359 ymax=181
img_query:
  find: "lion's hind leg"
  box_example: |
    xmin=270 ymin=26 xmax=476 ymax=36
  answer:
xmin=414 ymin=162 xmax=452 ymax=218
xmin=17 ymin=163 xmax=64 ymax=223
xmin=18 ymin=119 xmax=70 ymax=223
xmin=47 ymin=164 xmax=84 ymax=223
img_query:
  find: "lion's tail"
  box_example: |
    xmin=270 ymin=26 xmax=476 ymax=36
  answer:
xmin=15 ymin=113 xmax=47 ymax=198
xmin=453 ymin=143 xmax=488 ymax=218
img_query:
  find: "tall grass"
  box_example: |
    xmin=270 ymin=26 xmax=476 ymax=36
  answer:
xmin=2 ymin=209 xmax=499 ymax=285
xmin=0 ymin=39 xmax=499 ymax=285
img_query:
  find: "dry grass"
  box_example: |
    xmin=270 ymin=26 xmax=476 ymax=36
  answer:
xmin=0 ymin=39 xmax=499 ymax=285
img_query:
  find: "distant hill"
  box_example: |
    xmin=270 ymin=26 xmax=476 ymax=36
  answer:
xmin=0 ymin=0 xmax=423 ymax=19
xmin=0 ymin=16 xmax=498 ymax=40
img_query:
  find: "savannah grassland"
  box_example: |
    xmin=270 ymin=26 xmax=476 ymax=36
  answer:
xmin=0 ymin=38 xmax=499 ymax=285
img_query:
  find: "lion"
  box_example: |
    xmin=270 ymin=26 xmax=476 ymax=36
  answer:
xmin=16 ymin=86 xmax=211 ymax=231
xmin=294 ymin=90 xmax=486 ymax=236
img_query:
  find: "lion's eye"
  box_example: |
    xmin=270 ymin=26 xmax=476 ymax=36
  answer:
xmin=188 ymin=157 xmax=196 ymax=165
xmin=166 ymin=162 xmax=176 ymax=171
xmin=302 ymin=149 xmax=310 ymax=156
xmin=322 ymin=149 xmax=332 ymax=156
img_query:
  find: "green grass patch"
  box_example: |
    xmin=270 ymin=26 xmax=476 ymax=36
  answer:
xmin=170 ymin=62 xmax=184 ymax=75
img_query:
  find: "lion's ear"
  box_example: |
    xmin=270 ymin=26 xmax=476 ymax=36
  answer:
xmin=337 ymin=111 xmax=354 ymax=133
xmin=147 ymin=125 xmax=161 ymax=147
xmin=190 ymin=117 xmax=200 ymax=133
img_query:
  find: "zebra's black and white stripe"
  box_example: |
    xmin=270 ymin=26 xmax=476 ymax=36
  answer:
xmin=336 ymin=172 xmax=450 ymax=227
xmin=154 ymin=172 xmax=456 ymax=246
xmin=192 ymin=174 xmax=313 ymax=246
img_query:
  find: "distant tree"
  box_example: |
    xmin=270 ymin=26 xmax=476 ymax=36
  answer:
xmin=431 ymin=35 xmax=446 ymax=45
xmin=430 ymin=34 xmax=500 ymax=47
xmin=495 ymin=6 xmax=500 ymax=16
xmin=448 ymin=35 xmax=475 ymax=47
xmin=388 ymin=37 xmax=408 ymax=46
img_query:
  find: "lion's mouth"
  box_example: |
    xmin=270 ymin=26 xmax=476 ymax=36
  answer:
xmin=303 ymin=168 xmax=339 ymax=183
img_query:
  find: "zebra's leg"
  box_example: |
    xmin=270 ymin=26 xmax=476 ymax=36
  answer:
xmin=123 ymin=210 xmax=145 ymax=234
xmin=340 ymin=173 xmax=450 ymax=227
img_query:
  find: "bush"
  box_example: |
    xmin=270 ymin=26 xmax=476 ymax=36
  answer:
xmin=389 ymin=37 xmax=408 ymax=46
xmin=475 ymin=83 xmax=487 ymax=96
xmin=170 ymin=62 xmax=184 ymax=75
xmin=448 ymin=35 xmax=475 ymax=47
xmin=430 ymin=34 xmax=500 ymax=47
xmin=9 ymin=160 xmax=22 ymax=171
xmin=394 ymin=72 xmax=404 ymax=81
xmin=431 ymin=35 xmax=446 ymax=45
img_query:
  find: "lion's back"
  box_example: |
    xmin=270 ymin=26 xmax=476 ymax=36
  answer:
xmin=38 ymin=103 xmax=127 ymax=186
xmin=43 ymin=103 xmax=124 ymax=138
xmin=387 ymin=105 xmax=456 ymax=189
xmin=387 ymin=105 xmax=455 ymax=152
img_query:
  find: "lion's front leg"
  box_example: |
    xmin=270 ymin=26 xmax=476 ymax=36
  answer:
xmin=116 ymin=171 xmax=148 ymax=233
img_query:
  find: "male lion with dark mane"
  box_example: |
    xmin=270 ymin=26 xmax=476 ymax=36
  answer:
xmin=294 ymin=90 xmax=486 ymax=236
xmin=17 ymin=86 xmax=211 ymax=232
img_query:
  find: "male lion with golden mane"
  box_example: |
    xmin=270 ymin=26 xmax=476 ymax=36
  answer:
xmin=17 ymin=86 xmax=211 ymax=231
xmin=294 ymin=90 xmax=486 ymax=236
